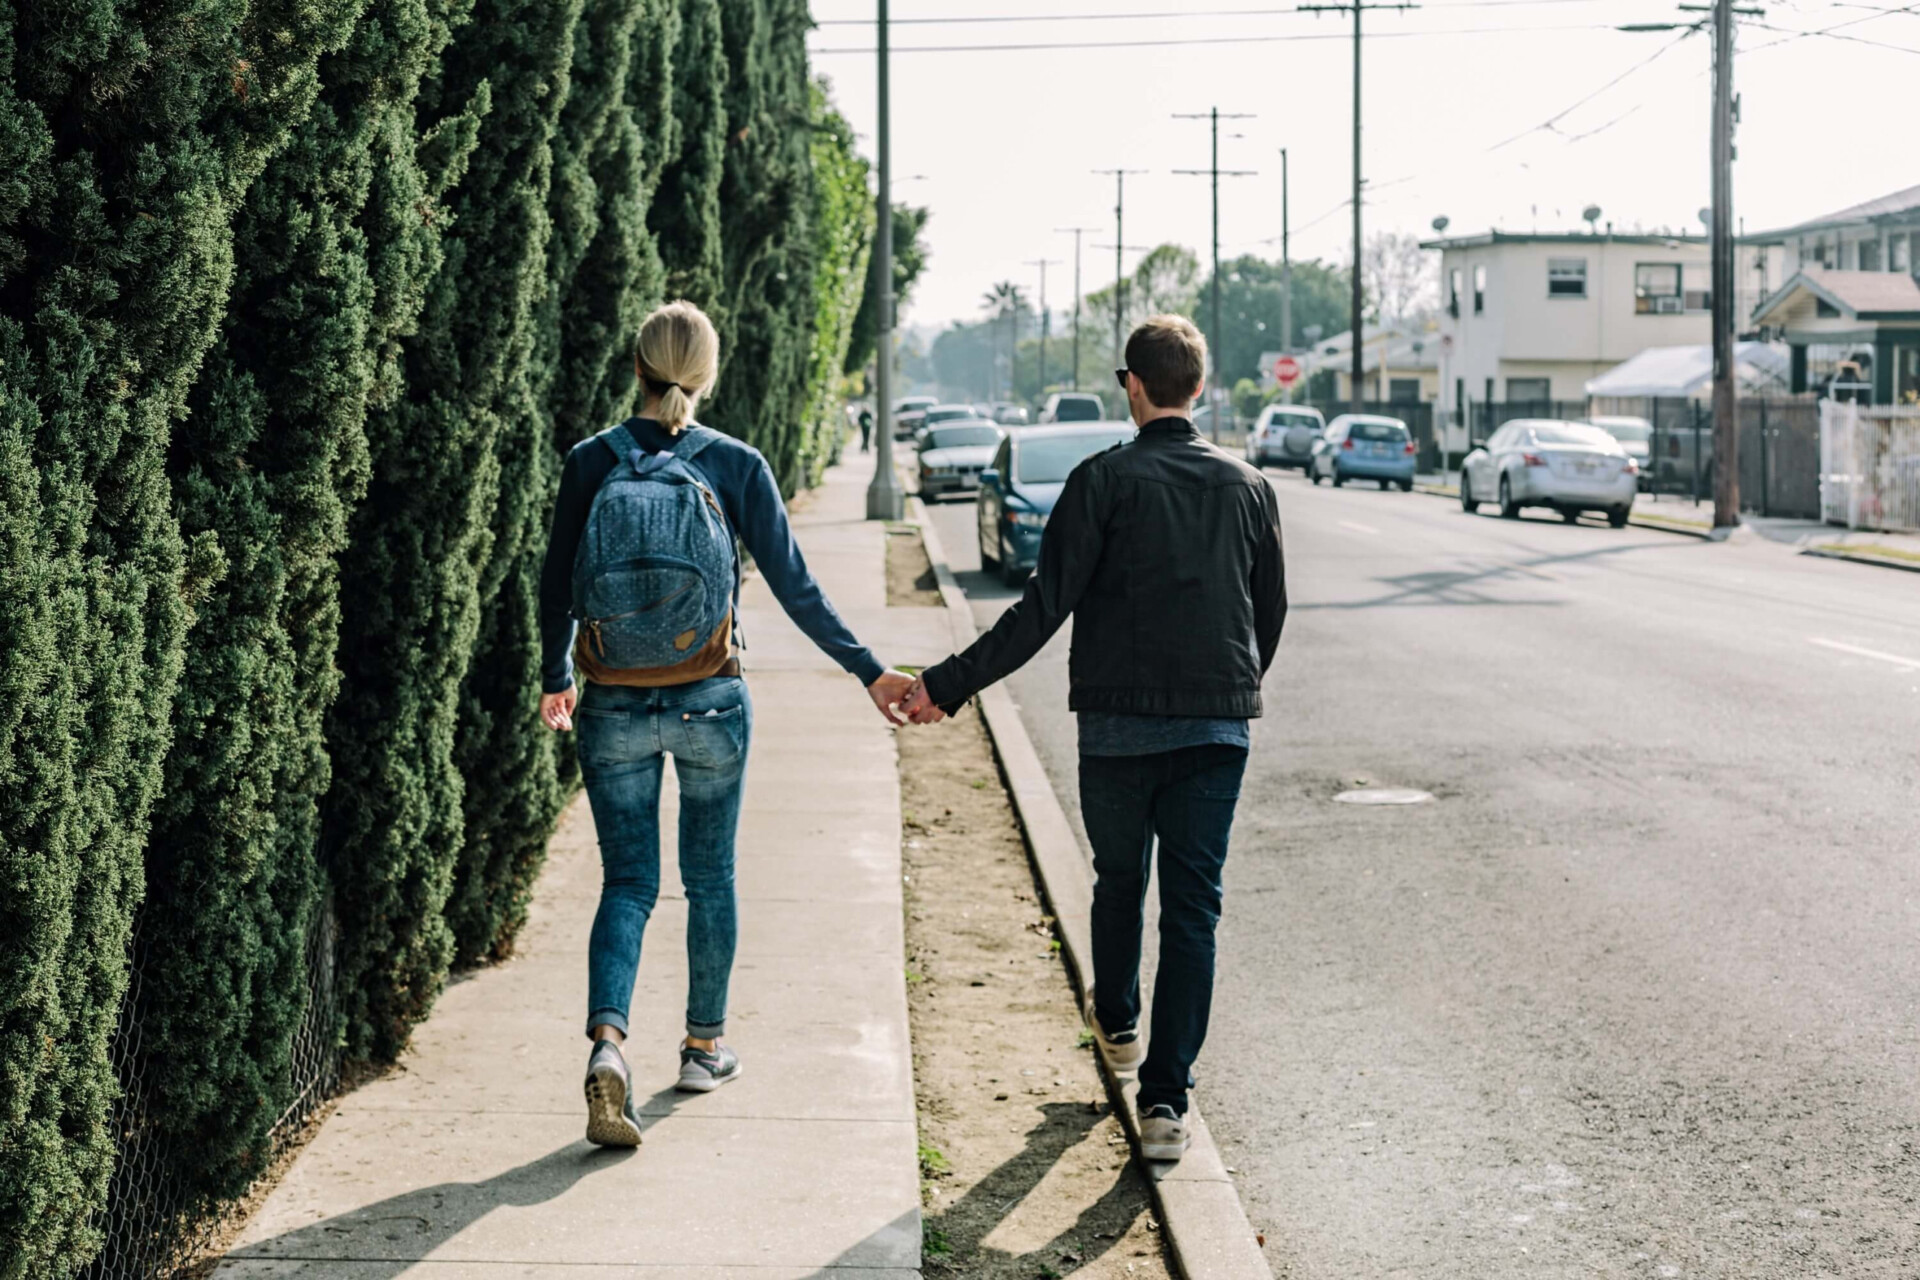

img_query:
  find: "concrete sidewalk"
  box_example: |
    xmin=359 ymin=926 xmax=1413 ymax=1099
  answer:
xmin=217 ymin=452 xmax=953 ymax=1277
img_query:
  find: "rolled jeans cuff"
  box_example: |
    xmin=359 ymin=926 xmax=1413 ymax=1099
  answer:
xmin=586 ymin=1008 xmax=629 ymax=1039
xmin=686 ymin=1015 xmax=727 ymax=1039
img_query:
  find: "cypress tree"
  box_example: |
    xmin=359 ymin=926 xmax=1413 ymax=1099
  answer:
xmin=125 ymin=0 xmax=477 ymax=1222
xmin=799 ymin=79 xmax=875 ymax=488
xmin=0 ymin=2 xmax=350 ymax=1270
xmin=445 ymin=0 xmax=681 ymax=966
xmin=321 ymin=0 xmax=583 ymax=1063
xmin=705 ymin=0 xmax=817 ymax=487
xmin=649 ymin=0 xmax=727 ymax=316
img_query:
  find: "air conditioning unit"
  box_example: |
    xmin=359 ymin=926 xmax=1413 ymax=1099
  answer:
xmin=1654 ymin=296 xmax=1683 ymax=315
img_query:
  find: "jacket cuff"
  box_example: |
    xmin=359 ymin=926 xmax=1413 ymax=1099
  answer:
xmin=920 ymin=660 xmax=969 ymax=717
xmin=543 ymin=674 xmax=576 ymax=696
xmin=849 ymin=651 xmax=886 ymax=688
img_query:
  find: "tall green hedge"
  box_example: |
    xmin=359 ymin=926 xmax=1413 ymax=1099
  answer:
xmin=125 ymin=0 xmax=477 ymax=1222
xmin=1 ymin=2 xmax=875 ymax=1269
xmin=0 ymin=2 xmax=354 ymax=1269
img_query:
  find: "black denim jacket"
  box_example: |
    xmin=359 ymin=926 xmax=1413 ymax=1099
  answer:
xmin=921 ymin=418 xmax=1287 ymax=717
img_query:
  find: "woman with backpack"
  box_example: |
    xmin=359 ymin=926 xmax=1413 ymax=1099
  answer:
xmin=537 ymin=300 xmax=916 ymax=1148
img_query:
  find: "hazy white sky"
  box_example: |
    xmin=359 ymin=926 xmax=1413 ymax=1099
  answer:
xmin=806 ymin=0 xmax=1917 ymax=329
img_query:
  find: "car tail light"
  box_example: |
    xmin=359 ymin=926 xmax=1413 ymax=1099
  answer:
xmin=1521 ymin=452 xmax=1546 ymax=467
xmin=1623 ymin=457 xmax=1641 ymax=476
xmin=1342 ymin=438 xmax=1355 ymax=451
xmin=1403 ymin=441 xmax=1417 ymax=454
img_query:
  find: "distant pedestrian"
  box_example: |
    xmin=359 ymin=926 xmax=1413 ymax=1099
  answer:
xmin=859 ymin=405 xmax=874 ymax=453
xmin=538 ymin=300 xmax=916 ymax=1147
xmin=902 ymin=314 xmax=1287 ymax=1162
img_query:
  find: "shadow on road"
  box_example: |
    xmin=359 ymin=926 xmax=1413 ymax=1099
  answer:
xmin=1293 ymin=537 xmax=1691 ymax=612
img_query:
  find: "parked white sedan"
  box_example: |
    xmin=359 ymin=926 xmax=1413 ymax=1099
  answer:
xmin=1459 ymin=419 xmax=1639 ymax=526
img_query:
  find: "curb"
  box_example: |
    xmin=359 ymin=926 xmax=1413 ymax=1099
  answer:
xmin=1801 ymin=545 xmax=1920 ymax=575
xmin=907 ymin=497 xmax=1272 ymax=1280
xmin=1410 ymin=480 xmax=1713 ymax=539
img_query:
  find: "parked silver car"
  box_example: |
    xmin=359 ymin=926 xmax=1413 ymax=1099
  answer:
xmin=1460 ymin=419 xmax=1639 ymax=526
xmin=1590 ymin=415 xmax=1655 ymax=491
xmin=1245 ymin=404 xmax=1327 ymax=470
xmin=916 ymin=421 xmax=1004 ymax=499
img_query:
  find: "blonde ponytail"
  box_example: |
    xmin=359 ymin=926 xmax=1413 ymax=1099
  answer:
xmin=636 ymin=300 xmax=720 ymax=432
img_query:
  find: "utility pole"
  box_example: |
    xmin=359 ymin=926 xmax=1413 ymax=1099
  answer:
xmin=1621 ymin=2 xmax=1759 ymax=531
xmin=1280 ymin=147 xmax=1293 ymax=356
xmin=1300 ymin=0 xmax=1417 ymax=414
xmin=866 ymin=0 xmax=902 ymax=521
xmin=1056 ymin=226 xmax=1097 ymax=389
xmin=1027 ymin=258 xmax=1062 ymax=400
xmin=1094 ymin=169 xmax=1147 ymax=368
xmin=1175 ymin=107 xmax=1256 ymax=439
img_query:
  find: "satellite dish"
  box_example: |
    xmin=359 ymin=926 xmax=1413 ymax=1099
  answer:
xmin=1698 ymin=207 xmax=1712 ymax=228
xmin=1583 ymin=204 xmax=1602 ymax=231
xmin=1430 ymin=215 xmax=1450 ymax=234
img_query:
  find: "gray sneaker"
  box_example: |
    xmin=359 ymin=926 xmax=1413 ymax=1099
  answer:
xmin=677 ymin=1041 xmax=742 ymax=1093
xmin=1139 ymin=1103 xmax=1190 ymax=1162
xmin=584 ymin=1039 xmax=644 ymax=1147
xmin=1082 ymin=985 xmax=1145 ymax=1073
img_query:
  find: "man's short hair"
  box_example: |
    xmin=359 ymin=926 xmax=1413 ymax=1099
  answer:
xmin=1125 ymin=315 xmax=1208 ymax=409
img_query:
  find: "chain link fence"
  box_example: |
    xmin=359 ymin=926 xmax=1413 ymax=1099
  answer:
xmin=81 ymin=897 xmax=341 ymax=1279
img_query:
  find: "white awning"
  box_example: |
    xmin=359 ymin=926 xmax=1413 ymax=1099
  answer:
xmin=1584 ymin=343 xmax=1790 ymax=398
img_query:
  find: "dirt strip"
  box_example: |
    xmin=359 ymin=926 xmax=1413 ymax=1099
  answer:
xmin=898 ymin=702 xmax=1173 ymax=1280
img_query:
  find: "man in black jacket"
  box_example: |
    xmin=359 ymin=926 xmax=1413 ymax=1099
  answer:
xmin=903 ymin=315 xmax=1286 ymax=1160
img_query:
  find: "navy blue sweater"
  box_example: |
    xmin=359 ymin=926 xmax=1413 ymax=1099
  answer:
xmin=540 ymin=418 xmax=884 ymax=694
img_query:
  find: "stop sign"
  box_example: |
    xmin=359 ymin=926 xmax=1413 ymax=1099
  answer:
xmin=1273 ymin=355 xmax=1302 ymax=388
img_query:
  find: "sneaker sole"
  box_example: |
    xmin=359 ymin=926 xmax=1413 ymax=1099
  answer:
xmin=1141 ymin=1138 xmax=1190 ymax=1162
xmin=584 ymin=1065 xmax=644 ymax=1147
xmin=1083 ymin=987 xmax=1145 ymax=1073
xmin=675 ymin=1060 xmax=744 ymax=1094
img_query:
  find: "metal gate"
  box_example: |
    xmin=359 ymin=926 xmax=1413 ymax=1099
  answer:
xmin=1821 ymin=399 xmax=1920 ymax=531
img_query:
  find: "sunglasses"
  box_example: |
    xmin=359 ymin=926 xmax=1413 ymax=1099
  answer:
xmin=1114 ymin=368 xmax=1131 ymax=391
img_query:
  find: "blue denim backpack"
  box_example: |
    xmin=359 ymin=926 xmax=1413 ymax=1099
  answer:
xmin=571 ymin=423 xmax=737 ymax=674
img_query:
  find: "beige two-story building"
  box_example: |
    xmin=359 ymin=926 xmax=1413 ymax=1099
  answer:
xmin=1420 ymin=230 xmax=1727 ymax=416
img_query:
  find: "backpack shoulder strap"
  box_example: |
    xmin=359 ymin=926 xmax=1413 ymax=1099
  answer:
xmin=599 ymin=421 xmax=643 ymax=466
xmin=669 ymin=424 xmax=724 ymax=462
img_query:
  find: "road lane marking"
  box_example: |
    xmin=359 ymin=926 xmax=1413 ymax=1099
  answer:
xmin=1809 ymin=637 xmax=1920 ymax=671
xmin=1337 ymin=519 xmax=1381 ymax=535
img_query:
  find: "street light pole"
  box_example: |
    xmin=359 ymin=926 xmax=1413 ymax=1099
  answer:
xmin=1280 ymin=147 xmax=1293 ymax=358
xmin=1095 ymin=169 xmax=1147 ymax=369
xmin=865 ymin=0 xmax=903 ymax=521
xmin=1027 ymin=258 xmax=1061 ymax=400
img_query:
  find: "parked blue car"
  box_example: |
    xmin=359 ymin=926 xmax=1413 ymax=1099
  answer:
xmin=1307 ymin=414 xmax=1416 ymax=490
xmin=976 ymin=422 xmax=1135 ymax=586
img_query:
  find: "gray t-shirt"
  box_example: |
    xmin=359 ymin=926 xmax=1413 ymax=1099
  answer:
xmin=1077 ymin=712 xmax=1250 ymax=758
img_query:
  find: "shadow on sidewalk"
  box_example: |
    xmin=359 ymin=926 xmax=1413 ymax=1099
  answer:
xmin=874 ymin=1099 xmax=1146 ymax=1278
xmin=222 ymin=1084 xmax=687 ymax=1275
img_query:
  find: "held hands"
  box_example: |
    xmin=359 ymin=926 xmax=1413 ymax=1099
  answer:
xmin=867 ymin=669 xmax=917 ymax=726
xmin=902 ymin=677 xmax=946 ymax=725
xmin=540 ymin=688 xmax=576 ymax=732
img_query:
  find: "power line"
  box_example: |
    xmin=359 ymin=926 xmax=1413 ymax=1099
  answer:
xmin=1486 ymin=25 xmax=1698 ymax=150
xmin=812 ymin=21 xmax=1616 ymax=54
xmin=813 ymin=0 xmax=1604 ymax=22
xmin=1743 ymin=10 xmax=1920 ymax=49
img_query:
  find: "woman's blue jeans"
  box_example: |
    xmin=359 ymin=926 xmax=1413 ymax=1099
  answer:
xmin=577 ymin=675 xmax=752 ymax=1041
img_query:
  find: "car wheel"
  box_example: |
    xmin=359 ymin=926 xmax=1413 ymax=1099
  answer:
xmin=1499 ymin=474 xmax=1520 ymax=519
xmin=1560 ymin=506 xmax=1580 ymax=523
xmin=1331 ymin=466 xmax=1345 ymax=488
xmin=1310 ymin=462 xmax=1324 ymax=486
xmin=979 ymin=531 xmax=1000 ymax=571
xmin=1609 ymin=505 xmax=1630 ymax=528
xmin=1000 ymin=556 xmax=1027 ymax=588
xmin=1460 ymin=474 xmax=1478 ymax=513
xmin=1398 ymin=478 xmax=1413 ymax=492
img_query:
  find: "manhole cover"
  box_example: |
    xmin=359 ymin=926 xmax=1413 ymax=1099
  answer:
xmin=1333 ymin=788 xmax=1435 ymax=806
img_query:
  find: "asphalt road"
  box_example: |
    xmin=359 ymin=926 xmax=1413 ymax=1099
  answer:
xmin=922 ymin=473 xmax=1920 ymax=1279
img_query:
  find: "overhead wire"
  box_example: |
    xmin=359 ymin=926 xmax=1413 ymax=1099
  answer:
xmin=812 ymin=0 xmax=1611 ymax=22
xmin=812 ymin=21 xmax=1621 ymax=54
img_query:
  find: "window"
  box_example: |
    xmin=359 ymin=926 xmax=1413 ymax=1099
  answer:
xmin=1350 ymin=420 xmax=1409 ymax=443
xmin=1893 ymin=234 xmax=1911 ymax=273
xmin=1449 ymin=268 xmax=1462 ymax=318
xmin=1389 ymin=378 xmax=1420 ymax=404
xmin=1636 ymin=263 xmax=1683 ymax=314
xmin=1547 ymin=258 xmax=1588 ymax=297
xmin=1683 ymin=263 xmax=1711 ymax=313
xmin=1859 ymin=239 xmax=1882 ymax=272
xmin=1507 ymin=377 xmax=1551 ymax=403
xmin=925 ymin=425 xmax=1002 ymax=451
xmin=1015 ymin=429 xmax=1134 ymax=484
xmin=1473 ymin=264 xmax=1487 ymax=314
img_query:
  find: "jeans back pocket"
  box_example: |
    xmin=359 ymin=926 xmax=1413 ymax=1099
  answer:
xmin=576 ymin=705 xmax=636 ymax=768
xmin=670 ymin=703 xmax=747 ymax=771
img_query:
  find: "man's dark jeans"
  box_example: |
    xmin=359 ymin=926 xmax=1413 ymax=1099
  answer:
xmin=1079 ymin=743 xmax=1248 ymax=1116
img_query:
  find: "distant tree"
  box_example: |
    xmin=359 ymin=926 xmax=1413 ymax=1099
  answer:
xmin=1363 ymin=230 xmax=1439 ymax=325
xmin=1134 ymin=244 xmax=1202 ymax=317
xmin=1196 ymin=255 xmax=1351 ymax=384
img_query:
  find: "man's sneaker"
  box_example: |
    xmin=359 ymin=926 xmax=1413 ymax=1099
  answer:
xmin=1139 ymin=1104 xmax=1191 ymax=1162
xmin=584 ymin=1039 xmax=644 ymax=1147
xmin=1082 ymin=985 xmax=1145 ymax=1073
xmin=676 ymin=1041 xmax=743 ymax=1093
